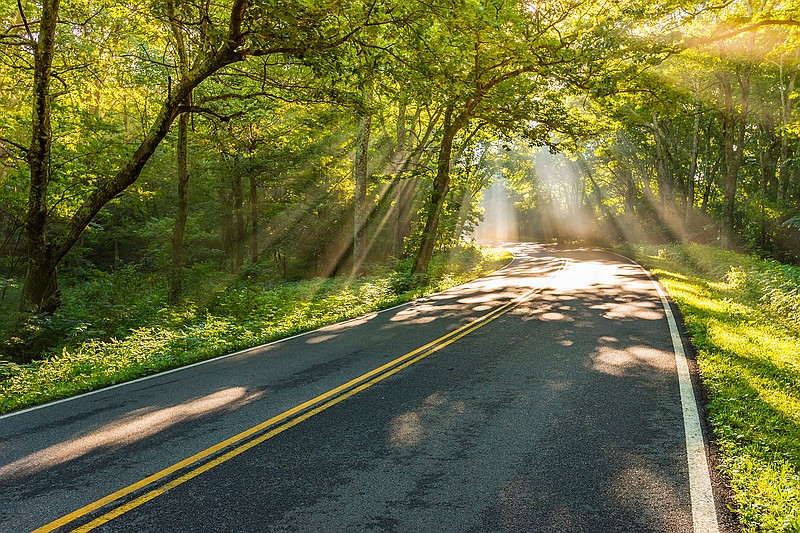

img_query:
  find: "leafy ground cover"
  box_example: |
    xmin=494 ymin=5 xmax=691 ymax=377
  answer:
xmin=0 ymin=245 xmax=511 ymax=415
xmin=621 ymin=243 xmax=800 ymax=532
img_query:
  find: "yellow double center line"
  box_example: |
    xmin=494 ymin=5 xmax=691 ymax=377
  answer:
xmin=36 ymin=257 xmax=567 ymax=533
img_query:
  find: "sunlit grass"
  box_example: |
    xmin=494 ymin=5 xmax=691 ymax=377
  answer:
xmin=621 ymin=243 xmax=800 ymax=532
xmin=0 ymin=245 xmax=511 ymax=415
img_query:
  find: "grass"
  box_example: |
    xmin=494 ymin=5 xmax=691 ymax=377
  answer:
xmin=620 ymin=243 xmax=800 ymax=532
xmin=0 ymin=245 xmax=512 ymax=415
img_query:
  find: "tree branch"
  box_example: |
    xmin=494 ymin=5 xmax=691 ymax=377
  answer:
xmin=17 ymin=0 xmax=33 ymax=41
xmin=0 ymin=137 xmax=29 ymax=155
xmin=687 ymin=19 xmax=800 ymax=46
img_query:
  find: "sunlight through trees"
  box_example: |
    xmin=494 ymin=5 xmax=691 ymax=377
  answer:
xmin=1 ymin=1 xmax=800 ymax=529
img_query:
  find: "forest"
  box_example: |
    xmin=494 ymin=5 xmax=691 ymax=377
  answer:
xmin=1 ymin=0 xmax=798 ymax=334
xmin=1 ymin=0 xmax=799 ymax=529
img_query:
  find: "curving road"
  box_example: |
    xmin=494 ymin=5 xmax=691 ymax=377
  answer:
xmin=0 ymin=244 xmax=731 ymax=532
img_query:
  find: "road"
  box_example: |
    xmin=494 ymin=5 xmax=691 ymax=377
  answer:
xmin=0 ymin=244 xmax=729 ymax=532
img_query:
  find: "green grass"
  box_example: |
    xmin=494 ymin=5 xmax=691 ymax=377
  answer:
xmin=0 ymin=245 xmax=511 ymax=415
xmin=620 ymin=243 xmax=800 ymax=532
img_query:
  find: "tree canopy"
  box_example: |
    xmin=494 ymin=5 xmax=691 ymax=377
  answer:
xmin=0 ymin=0 xmax=798 ymax=317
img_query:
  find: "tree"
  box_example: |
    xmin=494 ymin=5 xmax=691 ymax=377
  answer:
xmin=405 ymin=0 xmax=663 ymax=274
xmin=167 ymin=0 xmax=192 ymax=304
xmin=11 ymin=0 xmax=398 ymax=311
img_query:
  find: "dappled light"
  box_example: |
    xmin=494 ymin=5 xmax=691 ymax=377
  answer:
xmin=388 ymin=411 xmax=425 ymax=448
xmin=357 ymin=246 xmax=699 ymax=531
xmin=0 ymin=0 xmax=796 ymax=526
xmin=316 ymin=312 xmax=379 ymax=333
xmin=607 ymin=460 xmax=688 ymax=526
xmin=0 ymin=387 xmax=262 ymax=481
xmin=592 ymin=300 xmax=663 ymax=321
xmin=589 ymin=345 xmax=674 ymax=377
xmin=387 ymin=392 xmax=465 ymax=449
xmin=305 ymin=333 xmax=338 ymax=344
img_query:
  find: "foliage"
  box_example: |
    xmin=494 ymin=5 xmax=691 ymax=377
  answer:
xmin=622 ymin=243 xmax=800 ymax=532
xmin=783 ymin=216 xmax=800 ymax=230
xmin=0 ymin=245 xmax=511 ymax=414
xmin=570 ymin=5 xmax=800 ymax=260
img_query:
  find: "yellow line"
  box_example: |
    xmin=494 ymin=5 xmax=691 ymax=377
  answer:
xmin=32 ymin=319 xmax=477 ymax=533
xmin=35 ymin=256 xmax=566 ymax=533
xmin=72 ymin=312 xmax=502 ymax=533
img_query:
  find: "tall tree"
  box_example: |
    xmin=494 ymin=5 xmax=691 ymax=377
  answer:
xmin=352 ymin=107 xmax=372 ymax=276
xmin=23 ymin=0 xmax=61 ymax=311
xmin=12 ymin=0 xmax=392 ymax=311
xmin=168 ymin=0 xmax=192 ymax=304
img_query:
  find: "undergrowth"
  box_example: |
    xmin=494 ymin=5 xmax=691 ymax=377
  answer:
xmin=622 ymin=243 xmax=800 ymax=532
xmin=0 ymin=245 xmax=511 ymax=415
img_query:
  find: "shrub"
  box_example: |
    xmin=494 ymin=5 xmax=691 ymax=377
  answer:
xmin=0 ymin=245 xmax=512 ymax=414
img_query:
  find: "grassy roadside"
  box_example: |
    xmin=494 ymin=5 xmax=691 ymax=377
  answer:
xmin=619 ymin=243 xmax=800 ymax=532
xmin=0 ymin=245 xmax=512 ymax=415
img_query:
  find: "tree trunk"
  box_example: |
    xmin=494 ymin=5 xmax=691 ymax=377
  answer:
xmin=620 ymin=166 xmax=636 ymax=216
xmin=389 ymin=100 xmax=409 ymax=257
xmin=700 ymin=125 xmax=718 ymax=214
xmin=352 ymin=111 xmax=371 ymax=276
xmin=20 ymin=0 xmax=61 ymax=313
xmin=250 ymin=175 xmax=259 ymax=263
xmin=168 ymin=0 xmax=190 ymax=305
xmin=393 ymin=179 xmax=417 ymax=256
xmin=719 ymin=67 xmax=749 ymax=246
xmin=778 ymin=60 xmax=797 ymax=203
xmin=412 ymin=106 xmax=457 ymax=276
xmin=220 ymin=180 xmax=233 ymax=265
xmin=651 ymin=116 xmax=674 ymax=211
xmin=685 ymin=103 xmax=701 ymax=230
xmin=169 ymin=110 xmax=190 ymax=305
xmin=232 ymin=161 xmax=245 ymax=273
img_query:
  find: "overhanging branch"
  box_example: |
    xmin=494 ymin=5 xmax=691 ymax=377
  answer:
xmin=687 ymin=19 xmax=800 ymax=46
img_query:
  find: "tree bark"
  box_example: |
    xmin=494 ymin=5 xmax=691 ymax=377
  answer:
xmin=719 ymin=66 xmax=749 ymax=245
xmin=389 ymin=100 xmax=409 ymax=257
xmin=250 ymin=175 xmax=259 ymax=263
xmin=651 ymin=116 xmax=674 ymax=211
xmin=220 ymin=183 xmax=233 ymax=265
xmin=168 ymin=0 xmax=190 ymax=305
xmin=412 ymin=106 xmax=458 ymax=276
xmin=20 ymin=0 xmax=61 ymax=312
xmin=232 ymin=160 xmax=245 ymax=272
xmin=685 ymin=103 xmax=701 ymax=230
xmin=721 ymin=105 xmax=737 ymax=243
xmin=778 ymin=59 xmax=797 ymax=202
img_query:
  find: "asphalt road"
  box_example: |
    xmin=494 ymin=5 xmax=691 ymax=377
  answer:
xmin=0 ymin=244 xmax=730 ymax=532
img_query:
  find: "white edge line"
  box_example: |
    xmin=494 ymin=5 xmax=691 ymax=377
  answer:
xmin=0 ymin=245 xmax=523 ymax=421
xmin=606 ymin=250 xmax=719 ymax=533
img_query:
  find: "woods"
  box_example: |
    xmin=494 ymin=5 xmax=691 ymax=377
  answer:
xmin=0 ymin=0 xmax=653 ymax=311
xmin=0 ymin=3 xmax=796 ymax=331
xmin=0 ymin=0 xmax=797 ymax=343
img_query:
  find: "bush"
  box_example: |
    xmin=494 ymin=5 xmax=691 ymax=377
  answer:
xmin=0 ymin=245 xmax=512 ymax=414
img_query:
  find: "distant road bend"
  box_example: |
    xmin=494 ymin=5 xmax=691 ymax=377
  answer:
xmin=0 ymin=243 xmax=728 ymax=532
